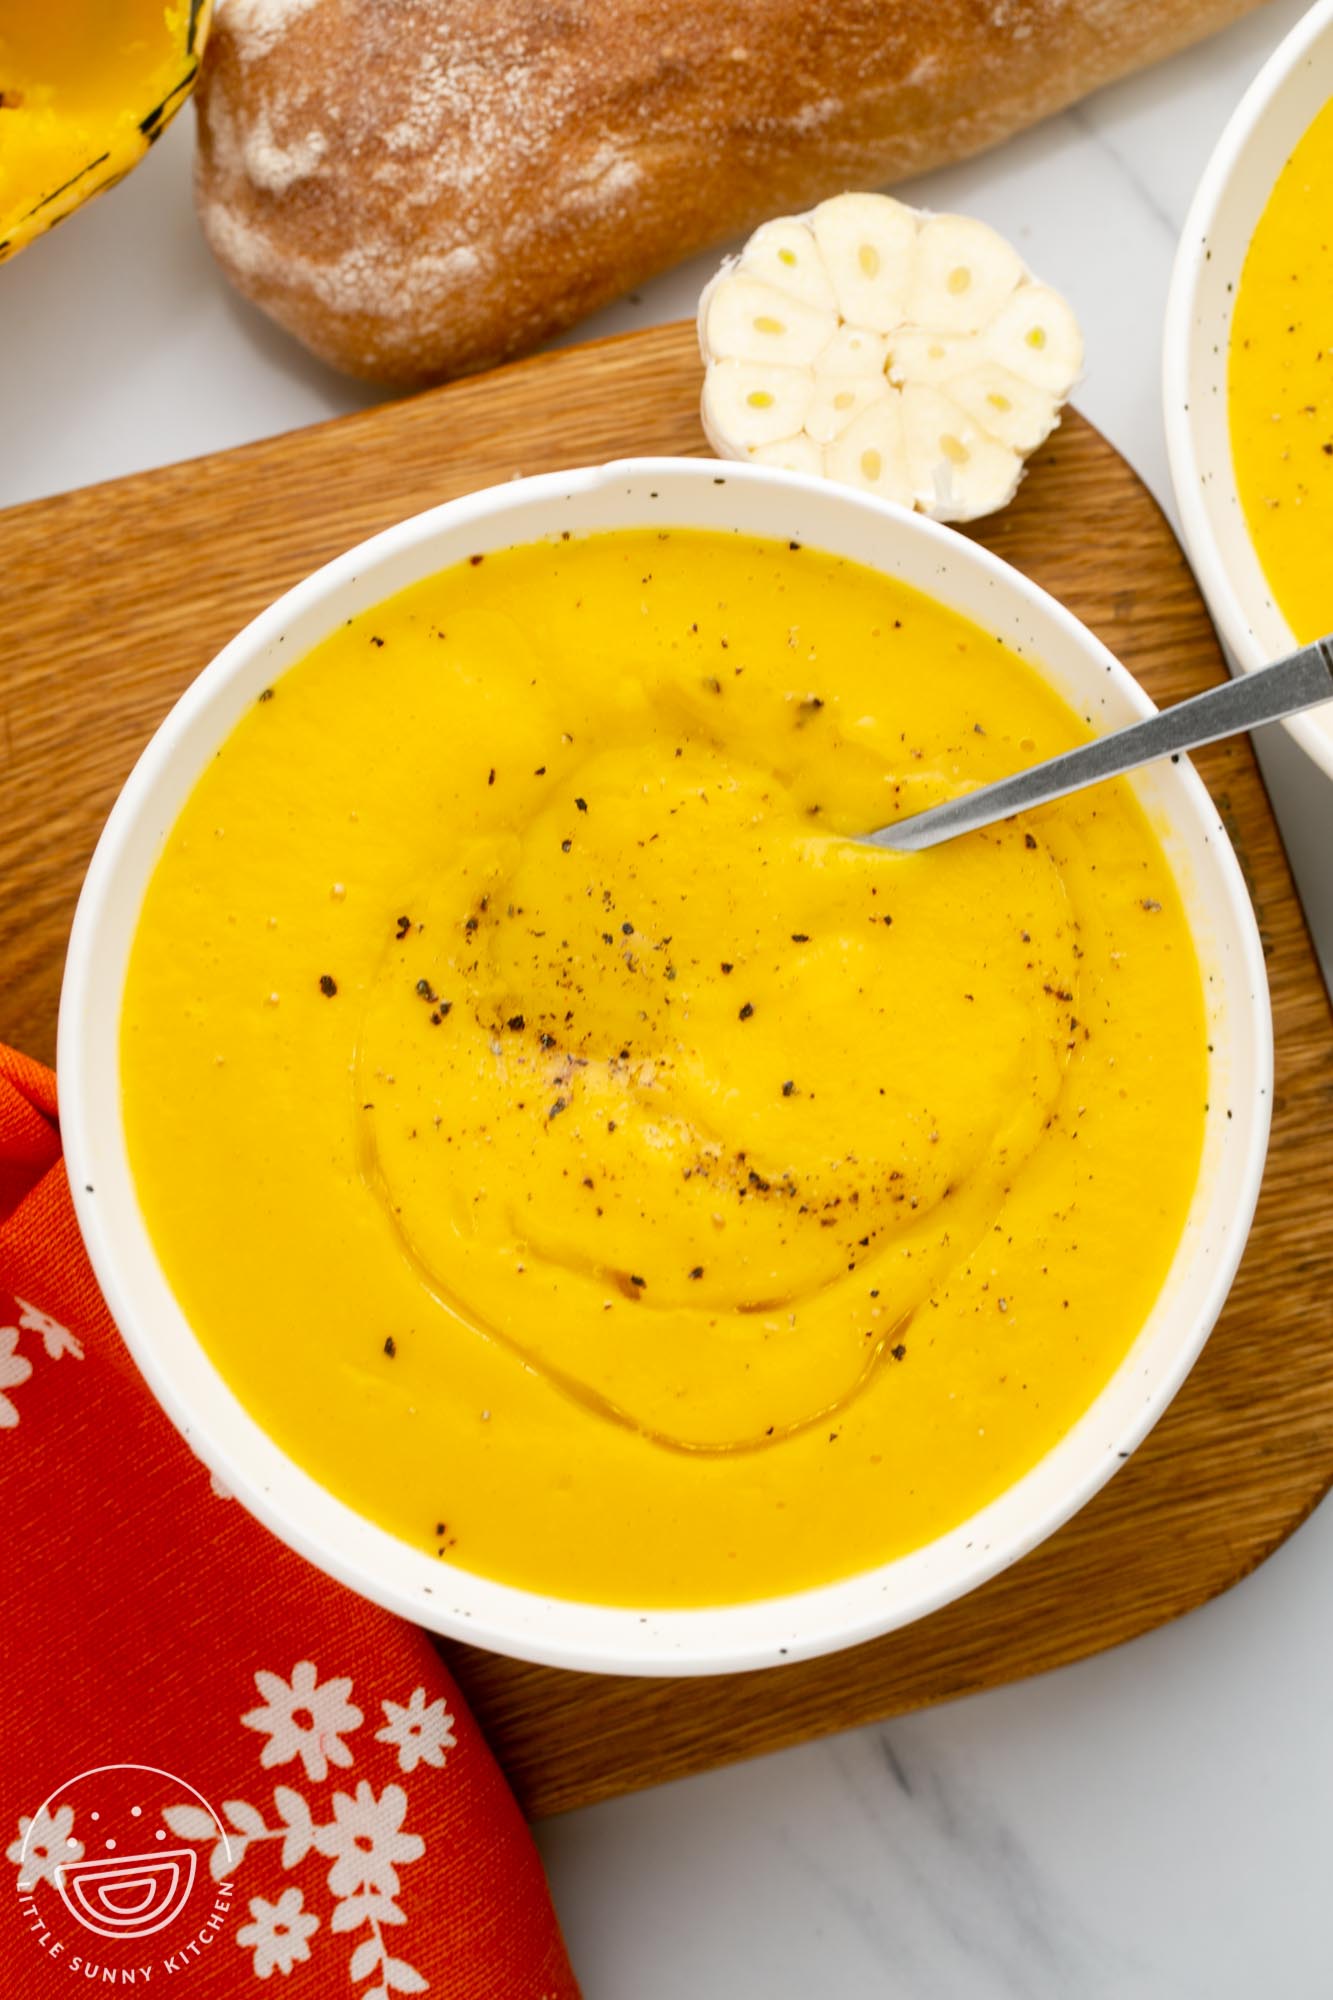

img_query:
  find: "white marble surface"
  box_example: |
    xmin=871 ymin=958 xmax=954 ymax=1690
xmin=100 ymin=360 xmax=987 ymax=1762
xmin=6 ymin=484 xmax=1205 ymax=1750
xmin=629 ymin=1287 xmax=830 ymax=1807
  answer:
xmin=5 ymin=4 xmax=1332 ymax=1992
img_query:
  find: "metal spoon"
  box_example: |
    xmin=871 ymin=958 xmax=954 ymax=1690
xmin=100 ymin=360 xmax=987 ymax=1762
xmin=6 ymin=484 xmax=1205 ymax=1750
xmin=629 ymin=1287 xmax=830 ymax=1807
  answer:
xmin=864 ymin=635 xmax=1333 ymax=854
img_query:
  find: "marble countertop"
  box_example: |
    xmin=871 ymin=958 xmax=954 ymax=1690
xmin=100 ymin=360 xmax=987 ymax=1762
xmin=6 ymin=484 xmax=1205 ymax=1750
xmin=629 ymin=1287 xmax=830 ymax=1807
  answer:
xmin=6 ymin=4 xmax=1331 ymax=1991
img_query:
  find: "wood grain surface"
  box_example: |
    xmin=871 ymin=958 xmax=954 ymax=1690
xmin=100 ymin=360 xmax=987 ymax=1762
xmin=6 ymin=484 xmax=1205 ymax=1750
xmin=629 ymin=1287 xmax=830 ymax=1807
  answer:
xmin=4 ymin=322 xmax=1331 ymax=1821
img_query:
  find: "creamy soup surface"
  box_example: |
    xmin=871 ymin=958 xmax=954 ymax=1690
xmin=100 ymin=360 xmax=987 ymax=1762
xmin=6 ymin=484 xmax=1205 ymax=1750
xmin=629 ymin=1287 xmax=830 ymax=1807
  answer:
xmin=121 ymin=529 xmax=1206 ymax=1605
xmin=1230 ymin=94 xmax=1333 ymax=642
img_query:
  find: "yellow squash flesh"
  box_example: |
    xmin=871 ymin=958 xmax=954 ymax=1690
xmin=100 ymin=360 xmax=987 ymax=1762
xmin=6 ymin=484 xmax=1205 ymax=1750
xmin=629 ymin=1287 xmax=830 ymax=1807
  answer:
xmin=120 ymin=530 xmax=1207 ymax=1607
xmin=0 ymin=1 xmax=209 ymax=262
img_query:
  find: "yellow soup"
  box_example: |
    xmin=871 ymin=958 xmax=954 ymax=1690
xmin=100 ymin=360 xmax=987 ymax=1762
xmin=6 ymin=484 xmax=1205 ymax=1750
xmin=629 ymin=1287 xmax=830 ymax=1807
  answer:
xmin=121 ymin=530 xmax=1206 ymax=1606
xmin=1230 ymin=93 xmax=1333 ymax=639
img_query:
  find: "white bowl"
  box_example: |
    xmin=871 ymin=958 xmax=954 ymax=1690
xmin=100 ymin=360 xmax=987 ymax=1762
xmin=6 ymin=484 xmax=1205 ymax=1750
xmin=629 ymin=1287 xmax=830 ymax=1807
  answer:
xmin=59 ymin=458 xmax=1272 ymax=1676
xmin=1164 ymin=0 xmax=1333 ymax=782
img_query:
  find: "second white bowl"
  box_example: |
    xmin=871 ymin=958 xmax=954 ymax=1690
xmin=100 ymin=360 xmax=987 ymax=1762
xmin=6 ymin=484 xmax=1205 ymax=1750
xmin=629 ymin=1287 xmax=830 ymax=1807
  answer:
xmin=1164 ymin=0 xmax=1333 ymax=782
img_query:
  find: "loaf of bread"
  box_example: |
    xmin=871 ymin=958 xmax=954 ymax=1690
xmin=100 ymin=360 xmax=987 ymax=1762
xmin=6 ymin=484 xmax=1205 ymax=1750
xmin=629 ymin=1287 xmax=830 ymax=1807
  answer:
xmin=195 ymin=0 xmax=1261 ymax=388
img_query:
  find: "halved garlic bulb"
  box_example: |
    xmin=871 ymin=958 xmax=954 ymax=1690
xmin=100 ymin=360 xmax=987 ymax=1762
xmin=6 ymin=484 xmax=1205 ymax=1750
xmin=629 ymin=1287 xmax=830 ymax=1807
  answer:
xmin=697 ymin=192 xmax=1084 ymax=523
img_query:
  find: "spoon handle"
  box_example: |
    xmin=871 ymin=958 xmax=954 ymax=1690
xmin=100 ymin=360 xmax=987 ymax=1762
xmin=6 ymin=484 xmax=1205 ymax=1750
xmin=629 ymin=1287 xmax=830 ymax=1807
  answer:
xmin=866 ymin=636 xmax=1333 ymax=855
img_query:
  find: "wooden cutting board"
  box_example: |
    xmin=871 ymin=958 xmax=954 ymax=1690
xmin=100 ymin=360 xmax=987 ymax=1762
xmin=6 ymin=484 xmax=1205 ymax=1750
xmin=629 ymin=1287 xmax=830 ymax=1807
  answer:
xmin=5 ymin=323 xmax=1332 ymax=1821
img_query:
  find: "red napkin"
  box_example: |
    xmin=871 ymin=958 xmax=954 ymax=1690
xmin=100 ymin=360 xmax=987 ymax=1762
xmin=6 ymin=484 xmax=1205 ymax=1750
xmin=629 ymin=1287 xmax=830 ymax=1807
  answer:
xmin=0 ymin=1046 xmax=580 ymax=1998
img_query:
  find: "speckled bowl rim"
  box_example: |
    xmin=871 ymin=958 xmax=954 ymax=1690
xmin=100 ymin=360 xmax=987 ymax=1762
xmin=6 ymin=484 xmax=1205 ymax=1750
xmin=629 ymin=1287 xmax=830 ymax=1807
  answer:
xmin=1164 ymin=0 xmax=1333 ymax=782
xmin=58 ymin=457 xmax=1272 ymax=1676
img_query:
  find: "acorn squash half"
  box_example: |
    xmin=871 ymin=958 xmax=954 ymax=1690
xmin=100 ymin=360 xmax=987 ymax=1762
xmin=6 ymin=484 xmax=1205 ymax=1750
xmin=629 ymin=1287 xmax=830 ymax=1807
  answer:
xmin=0 ymin=0 xmax=210 ymax=263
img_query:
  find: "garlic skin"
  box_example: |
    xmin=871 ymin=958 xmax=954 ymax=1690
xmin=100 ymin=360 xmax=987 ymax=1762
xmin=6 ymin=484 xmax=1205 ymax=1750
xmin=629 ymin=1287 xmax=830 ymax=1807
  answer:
xmin=697 ymin=192 xmax=1084 ymax=524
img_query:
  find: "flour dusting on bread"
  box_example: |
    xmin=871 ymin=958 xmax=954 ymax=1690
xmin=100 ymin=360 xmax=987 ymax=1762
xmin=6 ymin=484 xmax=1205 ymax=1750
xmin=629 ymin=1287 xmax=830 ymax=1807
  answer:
xmin=221 ymin=0 xmax=322 ymax=63
xmin=241 ymin=106 xmax=328 ymax=192
xmin=195 ymin=0 xmax=1263 ymax=386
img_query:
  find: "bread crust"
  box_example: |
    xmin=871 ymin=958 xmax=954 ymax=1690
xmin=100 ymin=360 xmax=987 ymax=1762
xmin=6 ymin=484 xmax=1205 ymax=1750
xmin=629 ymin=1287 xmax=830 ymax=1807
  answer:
xmin=194 ymin=0 xmax=1262 ymax=386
